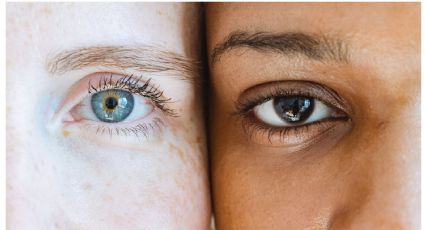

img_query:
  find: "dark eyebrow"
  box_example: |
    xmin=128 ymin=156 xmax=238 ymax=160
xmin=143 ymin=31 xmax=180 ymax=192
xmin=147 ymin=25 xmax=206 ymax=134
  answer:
xmin=47 ymin=45 xmax=201 ymax=83
xmin=210 ymin=31 xmax=349 ymax=64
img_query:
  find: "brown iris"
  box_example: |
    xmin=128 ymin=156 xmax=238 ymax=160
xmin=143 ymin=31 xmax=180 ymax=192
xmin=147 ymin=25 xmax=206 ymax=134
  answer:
xmin=273 ymin=96 xmax=314 ymax=123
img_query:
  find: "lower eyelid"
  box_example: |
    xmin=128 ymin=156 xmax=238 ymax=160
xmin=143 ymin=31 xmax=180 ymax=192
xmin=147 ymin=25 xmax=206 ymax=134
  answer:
xmin=62 ymin=113 xmax=166 ymax=142
xmin=239 ymin=112 xmax=350 ymax=148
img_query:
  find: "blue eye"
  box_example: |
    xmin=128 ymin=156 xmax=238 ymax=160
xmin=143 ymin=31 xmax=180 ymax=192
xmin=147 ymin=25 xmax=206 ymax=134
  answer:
xmin=91 ymin=89 xmax=134 ymax=123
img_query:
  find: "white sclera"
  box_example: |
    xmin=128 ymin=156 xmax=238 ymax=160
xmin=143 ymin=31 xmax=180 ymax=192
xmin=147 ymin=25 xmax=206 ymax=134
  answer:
xmin=123 ymin=95 xmax=153 ymax=121
xmin=253 ymin=98 xmax=333 ymax=127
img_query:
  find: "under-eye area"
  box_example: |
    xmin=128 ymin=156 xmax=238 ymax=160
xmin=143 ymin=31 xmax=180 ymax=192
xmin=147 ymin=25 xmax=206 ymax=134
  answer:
xmin=51 ymin=72 xmax=177 ymax=143
xmin=234 ymin=80 xmax=353 ymax=149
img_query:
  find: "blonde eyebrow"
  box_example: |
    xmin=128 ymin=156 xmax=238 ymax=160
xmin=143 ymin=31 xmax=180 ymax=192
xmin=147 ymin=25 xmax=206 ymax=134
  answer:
xmin=46 ymin=45 xmax=201 ymax=83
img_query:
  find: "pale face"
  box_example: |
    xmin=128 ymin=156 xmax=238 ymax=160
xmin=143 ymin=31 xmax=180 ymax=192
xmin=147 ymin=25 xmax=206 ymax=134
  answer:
xmin=7 ymin=3 xmax=210 ymax=229
xmin=207 ymin=3 xmax=420 ymax=229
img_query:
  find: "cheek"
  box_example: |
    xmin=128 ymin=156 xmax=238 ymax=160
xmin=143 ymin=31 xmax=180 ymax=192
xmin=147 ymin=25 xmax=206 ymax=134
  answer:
xmin=7 ymin=132 xmax=77 ymax=229
xmin=8 ymin=125 xmax=209 ymax=229
xmin=210 ymin=90 xmax=418 ymax=229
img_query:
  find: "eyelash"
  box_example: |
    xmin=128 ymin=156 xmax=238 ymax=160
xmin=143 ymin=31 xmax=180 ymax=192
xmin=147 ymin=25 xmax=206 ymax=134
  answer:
xmin=235 ymin=86 xmax=342 ymax=115
xmin=234 ymin=86 xmax=348 ymax=142
xmin=90 ymin=118 xmax=165 ymax=138
xmin=65 ymin=73 xmax=176 ymax=140
xmin=87 ymin=74 xmax=176 ymax=116
xmin=240 ymin=114 xmax=347 ymax=144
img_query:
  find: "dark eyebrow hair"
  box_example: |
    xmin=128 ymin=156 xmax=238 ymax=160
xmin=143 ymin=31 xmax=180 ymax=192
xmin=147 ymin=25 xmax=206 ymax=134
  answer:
xmin=210 ymin=31 xmax=349 ymax=64
xmin=47 ymin=45 xmax=201 ymax=83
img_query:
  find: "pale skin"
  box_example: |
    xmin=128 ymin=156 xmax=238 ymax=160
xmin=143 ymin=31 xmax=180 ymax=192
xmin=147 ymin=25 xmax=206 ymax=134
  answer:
xmin=7 ymin=3 xmax=210 ymax=229
xmin=207 ymin=3 xmax=420 ymax=229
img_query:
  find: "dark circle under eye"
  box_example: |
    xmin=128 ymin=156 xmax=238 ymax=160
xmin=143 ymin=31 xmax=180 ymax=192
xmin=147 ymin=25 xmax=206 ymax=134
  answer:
xmin=273 ymin=96 xmax=314 ymax=123
xmin=91 ymin=89 xmax=134 ymax=123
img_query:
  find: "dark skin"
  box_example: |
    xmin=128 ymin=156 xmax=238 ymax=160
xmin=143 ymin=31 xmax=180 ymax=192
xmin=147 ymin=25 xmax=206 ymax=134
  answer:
xmin=207 ymin=3 xmax=419 ymax=229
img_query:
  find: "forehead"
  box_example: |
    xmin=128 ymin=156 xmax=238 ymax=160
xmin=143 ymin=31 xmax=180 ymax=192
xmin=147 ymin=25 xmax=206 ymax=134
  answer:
xmin=207 ymin=3 xmax=419 ymax=49
xmin=206 ymin=3 xmax=420 ymax=87
xmin=7 ymin=3 xmax=199 ymax=58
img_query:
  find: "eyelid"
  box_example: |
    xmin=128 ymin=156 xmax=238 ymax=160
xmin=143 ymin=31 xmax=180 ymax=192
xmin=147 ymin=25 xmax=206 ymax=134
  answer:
xmin=234 ymin=80 xmax=352 ymax=116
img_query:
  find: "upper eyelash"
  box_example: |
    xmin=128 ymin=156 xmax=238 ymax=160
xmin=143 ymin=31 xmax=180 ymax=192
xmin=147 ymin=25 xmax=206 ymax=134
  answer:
xmin=234 ymin=85 xmax=345 ymax=116
xmin=87 ymin=74 xmax=177 ymax=116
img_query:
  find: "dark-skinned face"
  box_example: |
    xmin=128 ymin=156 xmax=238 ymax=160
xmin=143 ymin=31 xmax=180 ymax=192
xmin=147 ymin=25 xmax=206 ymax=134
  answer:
xmin=207 ymin=3 xmax=419 ymax=229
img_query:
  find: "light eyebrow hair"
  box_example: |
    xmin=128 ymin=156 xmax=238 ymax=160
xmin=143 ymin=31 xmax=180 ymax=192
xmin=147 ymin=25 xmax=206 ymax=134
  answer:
xmin=47 ymin=45 xmax=201 ymax=83
xmin=211 ymin=31 xmax=349 ymax=64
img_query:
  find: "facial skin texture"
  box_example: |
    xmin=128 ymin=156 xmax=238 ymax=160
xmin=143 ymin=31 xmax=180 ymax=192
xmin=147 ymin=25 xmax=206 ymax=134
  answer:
xmin=7 ymin=3 xmax=210 ymax=229
xmin=207 ymin=3 xmax=419 ymax=230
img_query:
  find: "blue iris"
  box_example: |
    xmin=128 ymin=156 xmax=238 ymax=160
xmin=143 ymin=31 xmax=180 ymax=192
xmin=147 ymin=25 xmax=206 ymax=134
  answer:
xmin=91 ymin=89 xmax=134 ymax=123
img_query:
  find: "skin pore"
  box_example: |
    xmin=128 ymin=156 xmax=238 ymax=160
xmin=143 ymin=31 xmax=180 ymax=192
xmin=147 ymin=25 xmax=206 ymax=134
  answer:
xmin=7 ymin=3 xmax=210 ymax=229
xmin=207 ymin=3 xmax=419 ymax=230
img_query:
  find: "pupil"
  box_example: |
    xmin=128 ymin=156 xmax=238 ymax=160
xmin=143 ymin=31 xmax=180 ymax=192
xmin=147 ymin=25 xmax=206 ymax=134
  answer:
xmin=105 ymin=97 xmax=118 ymax=110
xmin=273 ymin=96 xmax=314 ymax=123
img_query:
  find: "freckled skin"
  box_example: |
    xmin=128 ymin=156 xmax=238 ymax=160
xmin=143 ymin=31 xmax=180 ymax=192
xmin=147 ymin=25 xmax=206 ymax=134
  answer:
xmin=7 ymin=3 xmax=210 ymax=229
xmin=207 ymin=3 xmax=419 ymax=230
xmin=62 ymin=130 xmax=70 ymax=137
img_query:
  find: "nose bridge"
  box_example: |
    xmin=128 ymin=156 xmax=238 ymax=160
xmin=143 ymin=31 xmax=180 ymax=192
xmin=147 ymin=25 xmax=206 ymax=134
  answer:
xmin=330 ymin=117 xmax=420 ymax=229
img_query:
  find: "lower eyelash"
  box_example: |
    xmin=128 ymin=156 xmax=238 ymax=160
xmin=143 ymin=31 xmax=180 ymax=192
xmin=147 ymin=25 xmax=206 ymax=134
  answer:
xmin=239 ymin=112 xmax=349 ymax=144
xmin=84 ymin=117 xmax=165 ymax=139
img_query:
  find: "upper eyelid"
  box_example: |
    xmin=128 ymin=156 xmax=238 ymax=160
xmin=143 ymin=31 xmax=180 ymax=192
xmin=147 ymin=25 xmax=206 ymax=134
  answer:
xmin=45 ymin=45 xmax=202 ymax=85
xmin=87 ymin=73 xmax=177 ymax=116
xmin=234 ymin=81 xmax=351 ymax=115
xmin=87 ymin=74 xmax=149 ymax=94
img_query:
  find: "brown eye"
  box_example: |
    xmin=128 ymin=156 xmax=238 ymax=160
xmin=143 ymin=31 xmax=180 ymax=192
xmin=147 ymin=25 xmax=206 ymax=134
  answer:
xmin=273 ymin=96 xmax=314 ymax=123
xmin=253 ymin=97 xmax=334 ymax=127
xmin=235 ymin=81 xmax=352 ymax=147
